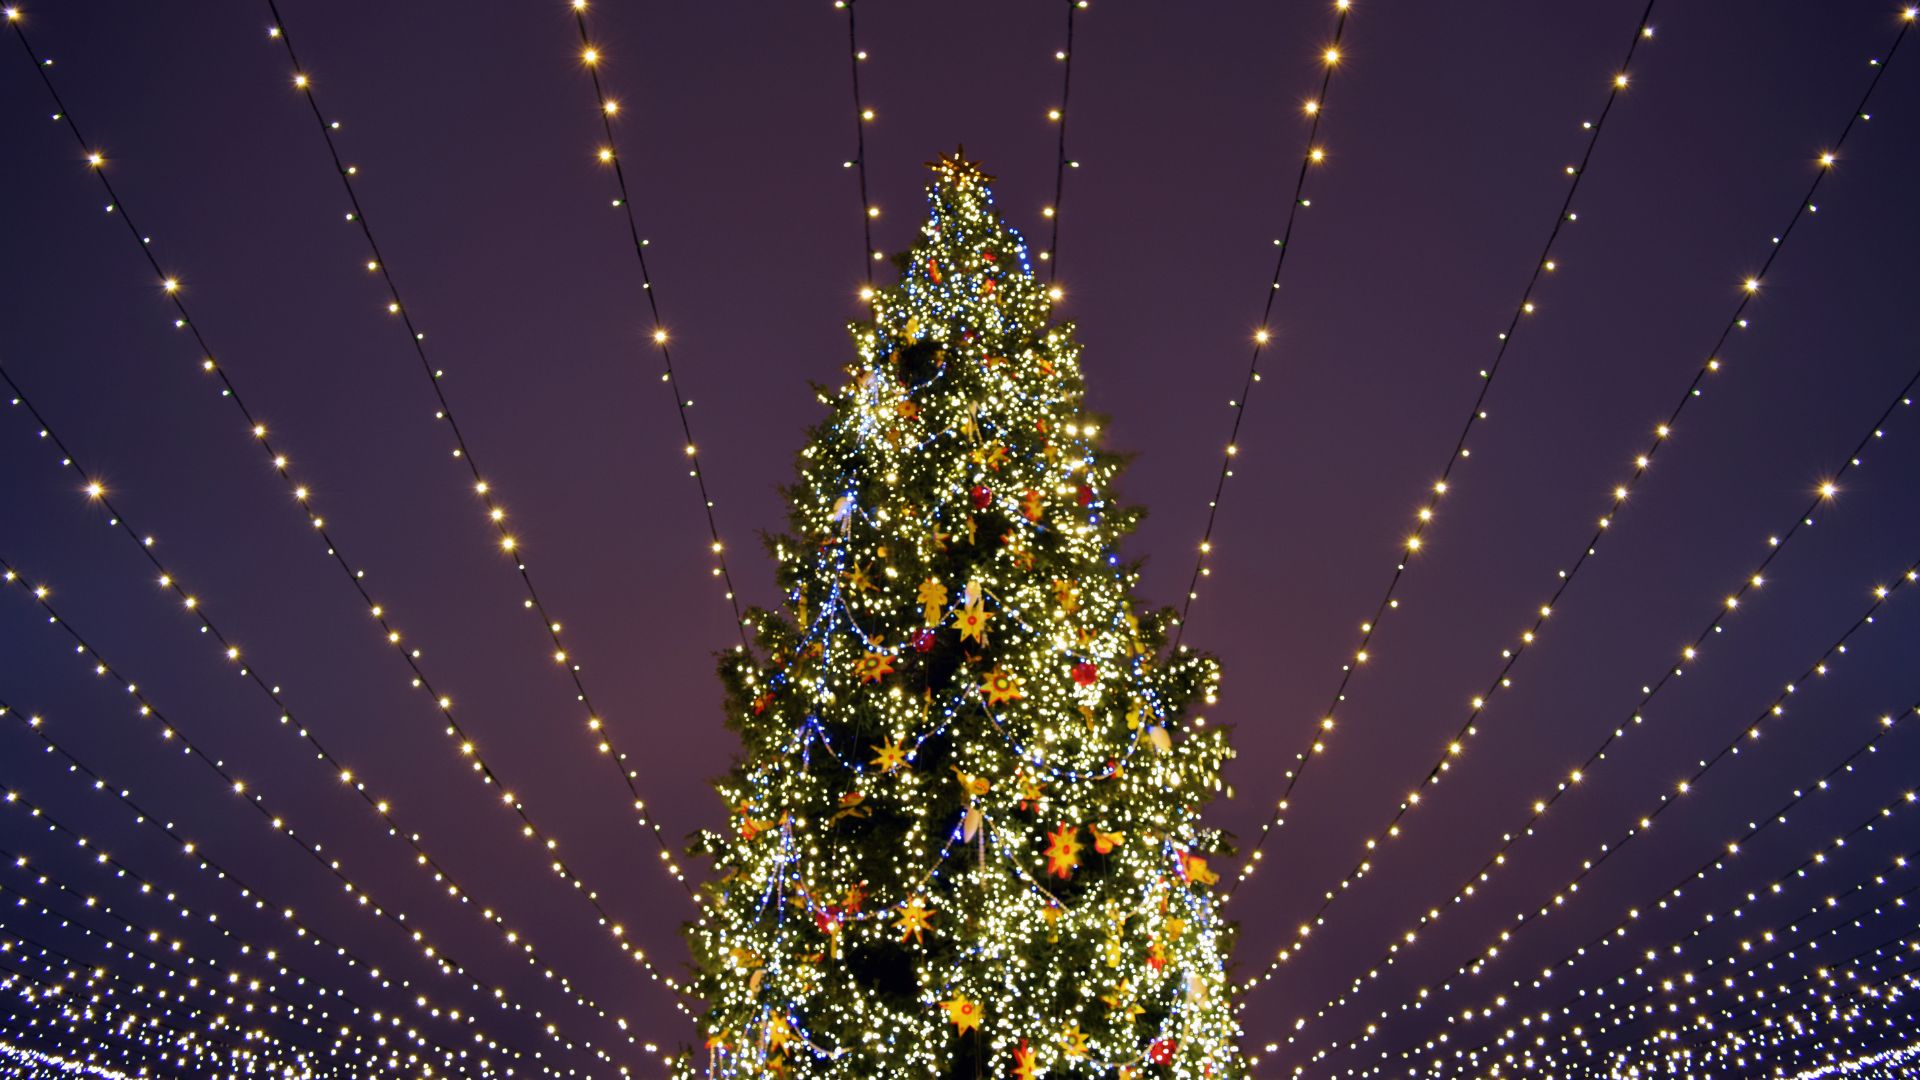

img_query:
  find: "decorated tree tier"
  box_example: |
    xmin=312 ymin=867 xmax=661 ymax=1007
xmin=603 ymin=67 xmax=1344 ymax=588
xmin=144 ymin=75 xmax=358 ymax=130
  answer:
xmin=681 ymin=151 xmax=1240 ymax=1079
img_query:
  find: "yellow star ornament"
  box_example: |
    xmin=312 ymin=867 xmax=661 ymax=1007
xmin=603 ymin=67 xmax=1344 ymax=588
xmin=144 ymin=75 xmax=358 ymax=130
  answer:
xmin=1058 ymin=1021 xmax=1090 ymax=1058
xmin=953 ymin=594 xmax=992 ymax=645
xmin=853 ymin=650 xmax=895 ymax=684
xmin=981 ymin=667 xmax=1024 ymax=708
xmin=870 ymin=738 xmax=910 ymax=774
xmin=941 ymin=994 xmax=983 ymax=1034
xmin=896 ymin=895 xmax=934 ymax=944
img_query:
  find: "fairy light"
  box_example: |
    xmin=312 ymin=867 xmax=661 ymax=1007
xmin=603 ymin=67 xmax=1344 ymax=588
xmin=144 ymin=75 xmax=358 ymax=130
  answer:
xmin=1171 ymin=0 xmax=1356 ymax=650
xmin=1367 ymin=700 xmax=1920 ymax=1078
xmin=1229 ymin=4 xmax=1908 ymax=904
xmin=0 ymin=904 xmax=328 ymax=1076
xmin=1445 ymin=839 xmax=1920 ymax=1079
xmin=1575 ymin=869 xmax=1920 ymax=1067
xmin=0 ymin=368 xmax=692 ymax=1037
xmin=1041 ymin=0 xmax=1079 ymax=277
xmin=1268 ymin=361 xmax=1920 ymax=1029
xmin=0 ymin=566 xmax=647 ymax=1073
xmin=1516 ymin=881 xmax=1920 ymax=1079
xmin=7 ymin=12 xmax=698 ymax=1045
xmin=0 ymin=853 xmax=394 ymax=1075
xmin=1397 ymin=786 xmax=1920 ymax=1077
xmin=1223 ymin=5 xmax=1664 ymax=891
xmin=0 ymin=947 xmax=270 ymax=1075
xmin=0 ymin=1035 xmax=143 ymax=1078
xmin=0 ymin=698 xmax=543 ymax=1075
xmin=258 ymin=0 xmax=730 ymax=900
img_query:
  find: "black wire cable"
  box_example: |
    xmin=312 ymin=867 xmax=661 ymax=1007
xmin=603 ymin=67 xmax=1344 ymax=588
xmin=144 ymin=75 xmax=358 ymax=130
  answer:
xmin=1044 ymin=0 xmax=1079 ymax=281
xmin=842 ymin=0 xmax=878 ymax=283
xmin=554 ymin=0 xmax=753 ymax=649
xmin=1170 ymin=0 xmax=1352 ymax=651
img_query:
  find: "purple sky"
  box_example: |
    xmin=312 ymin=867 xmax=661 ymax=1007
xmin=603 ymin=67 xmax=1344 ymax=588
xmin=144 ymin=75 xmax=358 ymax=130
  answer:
xmin=2 ymin=2 xmax=1918 ymax=1075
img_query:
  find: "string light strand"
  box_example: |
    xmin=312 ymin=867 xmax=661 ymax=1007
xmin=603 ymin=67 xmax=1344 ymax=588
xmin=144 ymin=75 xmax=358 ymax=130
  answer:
xmin=553 ymin=0 xmax=753 ymax=647
xmin=1271 ymin=358 xmax=1920 ymax=1018
xmin=1229 ymin=9 xmax=1912 ymax=901
xmin=1171 ymin=0 xmax=1353 ymax=650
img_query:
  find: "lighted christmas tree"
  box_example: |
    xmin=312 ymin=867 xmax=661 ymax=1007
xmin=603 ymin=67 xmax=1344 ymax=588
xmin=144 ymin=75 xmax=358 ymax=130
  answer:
xmin=682 ymin=151 xmax=1240 ymax=1079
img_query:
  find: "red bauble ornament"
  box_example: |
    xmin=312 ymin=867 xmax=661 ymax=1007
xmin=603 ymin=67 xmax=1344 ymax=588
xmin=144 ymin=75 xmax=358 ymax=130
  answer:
xmin=1148 ymin=1038 xmax=1177 ymax=1065
xmin=910 ymin=628 xmax=936 ymax=653
xmin=971 ymin=485 xmax=992 ymax=509
xmin=1077 ymin=484 xmax=1094 ymax=506
xmin=1071 ymin=662 xmax=1098 ymax=686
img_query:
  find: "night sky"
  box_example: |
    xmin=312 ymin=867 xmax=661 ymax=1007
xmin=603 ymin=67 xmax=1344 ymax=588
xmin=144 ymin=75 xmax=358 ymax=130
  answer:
xmin=3 ymin=2 xmax=1919 ymax=1076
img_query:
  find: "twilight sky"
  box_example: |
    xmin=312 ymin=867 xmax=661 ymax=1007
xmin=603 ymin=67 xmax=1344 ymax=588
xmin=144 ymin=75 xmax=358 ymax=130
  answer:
xmin=2 ymin=1 xmax=1919 ymax=1076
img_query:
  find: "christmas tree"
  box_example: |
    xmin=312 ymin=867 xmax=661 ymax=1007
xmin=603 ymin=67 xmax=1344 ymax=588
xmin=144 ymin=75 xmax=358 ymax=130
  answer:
xmin=683 ymin=151 xmax=1240 ymax=1079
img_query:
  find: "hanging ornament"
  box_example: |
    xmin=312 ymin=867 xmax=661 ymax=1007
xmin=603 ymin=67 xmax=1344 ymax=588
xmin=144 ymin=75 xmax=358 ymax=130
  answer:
xmin=1076 ymin=483 xmax=1094 ymax=507
xmin=1057 ymin=1022 xmax=1089 ymax=1059
xmin=954 ymin=594 xmax=993 ymax=645
xmin=951 ymin=767 xmax=992 ymax=799
xmin=963 ymin=806 xmax=984 ymax=842
xmin=971 ymin=442 xmax=1010 ymax=471
xmin=926 ymin=257 xmax=943 ymax=284
xmin=1052 ymin=578 xmax=1081 ymax=614
xmin=1180 ymin=851 xmax=1219 ymax=888
xmin=1071 ymin=661 xmax=1099 ymax=687
xmin=896 ymin=896 xmax=935 ymax=943
xmin=830 ymin=791 xmax=870 ymax=823
xmin=1020 ymin=489 xmax=1044 ymax=521
xmin=1011 ymin=1040 xmax=1038 ymax=1080
xmin=910 ymin=627 xmax=937 ymax=653
xmin=1146 ymin=725 xmax=1172 ymax=753
xmin=971 ymin=484 xmax=993 ymax=509
xmin=1092 ymin=827 xmax=1125 ymax=855
xmin=941 ymin=995 xmax=983 ymax=1034
xmin=1148 ymin=1038 xmax=1177 ymax=1065
xmin=918 ymin=578 xmax=949 ymax=626
xmin=1017 ymin=773 xmax=1047 ymax=812
xmin=854 ymin=651 xmax=896 ymax=684
xmin=1045 ymin=823 xmax=1084 ymax=878
xmin=870 ymin=738 xmax=910 ymax=774
xmin=981 ymin=667 xmax=1025 ymax=707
